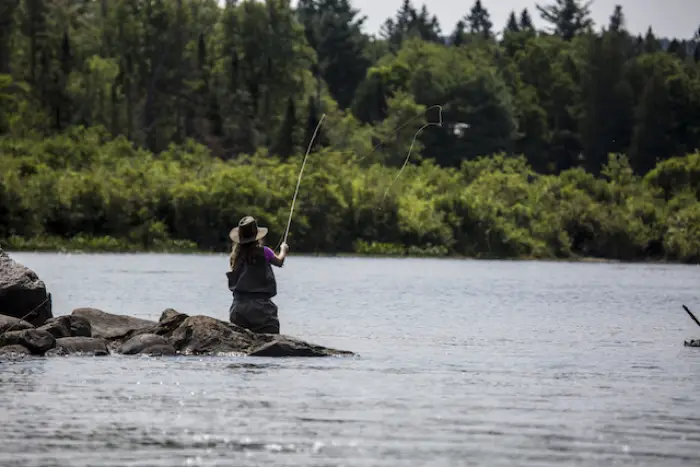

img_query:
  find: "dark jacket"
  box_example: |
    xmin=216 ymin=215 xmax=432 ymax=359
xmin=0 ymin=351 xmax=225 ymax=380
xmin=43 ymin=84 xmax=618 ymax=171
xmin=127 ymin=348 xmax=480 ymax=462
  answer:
xmin=226 ymin=253 xmax=277 ymax=300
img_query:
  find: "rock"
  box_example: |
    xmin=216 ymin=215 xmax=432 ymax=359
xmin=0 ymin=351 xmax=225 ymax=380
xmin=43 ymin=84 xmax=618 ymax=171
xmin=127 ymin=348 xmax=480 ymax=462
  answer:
xmin=0 ymin=329 xmax=55 ymax=355
xmin=118 ymin=334 xmax=176 ymax=356
xmin=139 ymin=344 xmax=176 ymax=356
xmin=684 ymin=339 xmax=700 ymax=347
xmin=69 ymin=315 xmax=92 ymax=337
xmin=160 ymin=308 xmax=182 ymax=323
xmin=247 ymin=337 xmax=356 ymax=358
xmin=0 ymin=315 xmax=34 ymax=334
xmin=48 ymin=337 xmax=109 ymax=356
xmin=170 ymin=315 xmax=258 ymax=355
xmin=71 ymin=308 xmax=156 ymax=341
xmin=37 ymin=316 xmax=72 ymax=339
xmin=151 ymin=309 xmax=189 ymax=336
xmin=0 ymin=344 xmax=32 ymax=357
xmin=0 ymin=250 xmax=53 ymax=326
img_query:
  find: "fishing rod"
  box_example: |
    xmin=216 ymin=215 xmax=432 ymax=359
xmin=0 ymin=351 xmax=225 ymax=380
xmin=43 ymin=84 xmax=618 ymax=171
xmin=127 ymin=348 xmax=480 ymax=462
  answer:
xmin=275 ymin=113 xmax=326 ymax=250
xmin=682 ymin=304 xmax=700 ymax=328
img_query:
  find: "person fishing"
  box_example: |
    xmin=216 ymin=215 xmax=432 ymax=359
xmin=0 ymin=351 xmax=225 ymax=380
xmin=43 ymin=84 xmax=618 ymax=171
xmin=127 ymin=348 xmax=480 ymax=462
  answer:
xmin=227 ymin=216 xmax=289 ymax=334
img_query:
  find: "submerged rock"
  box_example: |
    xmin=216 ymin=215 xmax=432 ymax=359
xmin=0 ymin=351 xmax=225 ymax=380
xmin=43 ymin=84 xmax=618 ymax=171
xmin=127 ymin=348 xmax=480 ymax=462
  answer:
xmin=47 ymin=337 xmax=110 ymax=356
xmin=247 ymin=337 xmax=355 ymax=358
xmin=0 ymin=344 xmax=32 ymax=356
xmin=118 ymin=333 xmax=176 ymax=356
xmin=0 ymin=249 xmax=53 ymax=326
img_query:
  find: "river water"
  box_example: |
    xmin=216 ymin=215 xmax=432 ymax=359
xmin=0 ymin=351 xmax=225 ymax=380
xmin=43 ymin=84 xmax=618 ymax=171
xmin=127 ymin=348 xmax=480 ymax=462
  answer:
xmin=1 ymin=252 xmax=699 ymax=466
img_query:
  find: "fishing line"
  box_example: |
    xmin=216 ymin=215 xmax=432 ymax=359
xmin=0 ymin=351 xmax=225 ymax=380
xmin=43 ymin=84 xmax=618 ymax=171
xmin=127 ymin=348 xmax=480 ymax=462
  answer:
xmin=273 ymin=104 xmax=444 ymax=249
xmin=378 ymin=104 xmax=443 ymax=208
xmin=275 ymin=113 xmax=327 ymax=250
xmin=357 ymin=104 xmax=445 ymax=163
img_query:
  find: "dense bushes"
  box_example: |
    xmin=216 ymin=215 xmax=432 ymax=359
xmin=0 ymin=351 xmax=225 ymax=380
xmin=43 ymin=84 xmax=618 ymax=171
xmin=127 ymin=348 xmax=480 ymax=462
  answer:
xmin=1 ymin=128 xmax=698 ymax=262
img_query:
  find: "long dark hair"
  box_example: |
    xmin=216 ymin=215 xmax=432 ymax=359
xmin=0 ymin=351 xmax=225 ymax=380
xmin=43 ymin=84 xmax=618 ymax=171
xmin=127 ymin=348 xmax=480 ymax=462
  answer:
xmin=229 ymin=239 xmax=264 ymax=271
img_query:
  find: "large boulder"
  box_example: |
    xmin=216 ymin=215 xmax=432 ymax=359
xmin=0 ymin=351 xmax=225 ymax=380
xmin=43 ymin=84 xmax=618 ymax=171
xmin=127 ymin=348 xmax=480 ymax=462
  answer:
xmin=169 ymin=315 xmax=257 ymax=355
xmin=0 ymin=249 xmax=53 ymax=326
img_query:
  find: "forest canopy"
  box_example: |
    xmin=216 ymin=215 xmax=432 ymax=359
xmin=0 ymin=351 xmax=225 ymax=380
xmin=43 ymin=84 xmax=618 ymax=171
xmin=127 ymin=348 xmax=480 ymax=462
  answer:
xmin=1 ymin=0 xmax=699 ymax=262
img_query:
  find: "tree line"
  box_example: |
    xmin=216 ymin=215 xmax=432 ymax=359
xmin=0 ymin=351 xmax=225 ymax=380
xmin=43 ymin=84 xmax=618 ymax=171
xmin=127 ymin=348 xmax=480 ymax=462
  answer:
xmin=0 ymin=0 xmax=699 ymax=262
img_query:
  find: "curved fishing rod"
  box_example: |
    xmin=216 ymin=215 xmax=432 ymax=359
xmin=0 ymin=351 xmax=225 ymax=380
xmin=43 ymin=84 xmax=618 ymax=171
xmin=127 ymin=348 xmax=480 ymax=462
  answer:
xmin=275 ymin=114 xmax=327 ymax=251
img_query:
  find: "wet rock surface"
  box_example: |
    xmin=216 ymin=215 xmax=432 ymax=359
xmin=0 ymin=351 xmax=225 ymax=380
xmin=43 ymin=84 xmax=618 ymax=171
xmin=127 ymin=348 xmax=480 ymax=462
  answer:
xmin=47 ymin=337 xmax=110 ymax=356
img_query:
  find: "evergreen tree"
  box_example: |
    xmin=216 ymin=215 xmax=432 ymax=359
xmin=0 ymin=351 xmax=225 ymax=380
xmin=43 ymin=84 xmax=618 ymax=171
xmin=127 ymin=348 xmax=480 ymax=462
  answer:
xmin=309 ymin=0 xmax=372 ymax=109
xmin=466 ymin=0 xmax=493 ymax=39
xmin=272 ymin=96 xmax=298 ymax=158
xmin=608 ymin=5 xmax=624 ymax=33
xmin=629 ymin=72 xmax=673 ymax=174
xmin=505 ymin=11 xmax=520 ymax=33
xmin=643 ymin=27 xmax=660 ymax=53
xmin=450 ymin=20 xmax=466 ymax=46
xmin=536 ymin=0 xmax=593 ymax=40
xmin=520 ymin=8 xmax=534 ymax=31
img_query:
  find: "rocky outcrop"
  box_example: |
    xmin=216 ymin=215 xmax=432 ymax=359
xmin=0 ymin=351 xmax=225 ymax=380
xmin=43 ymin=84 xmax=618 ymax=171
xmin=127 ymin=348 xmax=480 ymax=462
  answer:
xmin=0 ymin=307 xmax=355 ymax=359
xmin=0 ymin=249 xmax=353 ymax=359
xmin=0 ymin=249 xmax=53 ymax=326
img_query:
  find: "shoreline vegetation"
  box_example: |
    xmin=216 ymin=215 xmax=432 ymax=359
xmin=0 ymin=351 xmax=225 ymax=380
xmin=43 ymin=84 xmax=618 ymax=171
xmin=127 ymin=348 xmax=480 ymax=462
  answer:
xmin=1 ymin=1 xmax=699 ymax=265
xmin=0 ymin=232 xmax=689 ymax=266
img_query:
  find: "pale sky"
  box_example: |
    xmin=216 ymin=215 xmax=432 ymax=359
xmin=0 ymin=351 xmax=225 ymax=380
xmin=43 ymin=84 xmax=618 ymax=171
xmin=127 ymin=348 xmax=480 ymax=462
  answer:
xmin=331 ymin=0 xmax=699 ymax=40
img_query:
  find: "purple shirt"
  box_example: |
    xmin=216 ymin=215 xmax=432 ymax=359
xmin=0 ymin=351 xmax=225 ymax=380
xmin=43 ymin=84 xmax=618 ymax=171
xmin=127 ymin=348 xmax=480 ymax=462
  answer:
xmin=263 ymin=246 xmax=275 ymax=263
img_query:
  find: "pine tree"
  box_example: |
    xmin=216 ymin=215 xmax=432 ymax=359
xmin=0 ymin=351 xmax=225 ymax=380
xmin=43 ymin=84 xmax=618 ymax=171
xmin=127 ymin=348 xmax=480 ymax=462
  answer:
xmin=272 ymin=97 xmax=297 ymax=158
xmin=643 ymin=27 xmax=660 ymax=53
xmin=629 ymin=72 xmax=673 ymax=174
xmin=466 ymin=0 xmax=493 ymax=39
xmin=505 ymin=11 xmax=520 ymax=33
xmin=536 ymin=0 xmax=592 ymax=40
xmin=450 ymin=20 xmax=466 ymax=46
xmin=520 ymin=8 xmax=534 ymax=31
xmin=608 ymin=5 xmax=624 ymax=33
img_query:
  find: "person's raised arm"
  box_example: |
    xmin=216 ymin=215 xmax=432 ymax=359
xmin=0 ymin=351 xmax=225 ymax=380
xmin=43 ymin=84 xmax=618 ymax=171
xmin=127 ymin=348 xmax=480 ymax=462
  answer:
xmin=267 ymin=243 xmax=289 ymax=267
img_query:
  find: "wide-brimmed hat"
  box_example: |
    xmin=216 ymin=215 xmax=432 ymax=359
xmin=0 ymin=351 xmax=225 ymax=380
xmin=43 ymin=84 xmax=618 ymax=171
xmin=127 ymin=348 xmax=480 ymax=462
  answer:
xmin=229 ymin=216 xmax=268 ymax=244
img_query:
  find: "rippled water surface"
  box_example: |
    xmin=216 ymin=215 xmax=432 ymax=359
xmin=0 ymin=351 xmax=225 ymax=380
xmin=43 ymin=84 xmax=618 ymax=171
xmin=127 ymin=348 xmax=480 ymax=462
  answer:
xmin=1 ymin=252 xmax=700 ymax=466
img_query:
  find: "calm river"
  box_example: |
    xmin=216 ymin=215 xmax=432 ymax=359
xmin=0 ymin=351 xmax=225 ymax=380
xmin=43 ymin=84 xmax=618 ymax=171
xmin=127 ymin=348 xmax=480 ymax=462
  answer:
xmin=1 ymin=252 xmax=699 ymax=466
